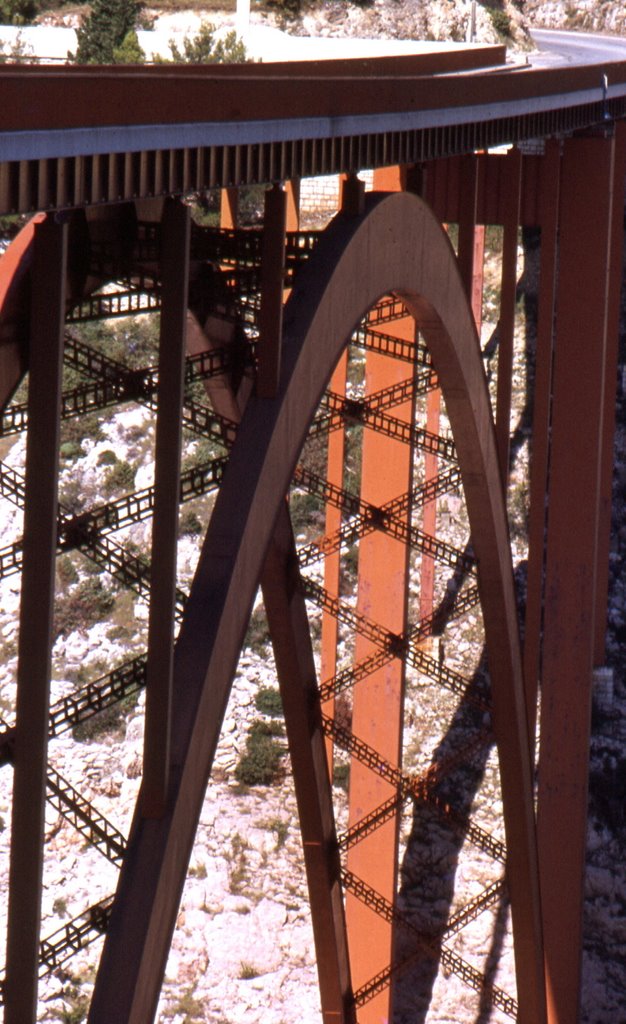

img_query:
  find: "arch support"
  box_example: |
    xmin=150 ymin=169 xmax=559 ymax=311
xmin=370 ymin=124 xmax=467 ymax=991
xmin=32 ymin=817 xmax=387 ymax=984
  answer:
xmin=90 ymin=191 xmax=545 ymax=1024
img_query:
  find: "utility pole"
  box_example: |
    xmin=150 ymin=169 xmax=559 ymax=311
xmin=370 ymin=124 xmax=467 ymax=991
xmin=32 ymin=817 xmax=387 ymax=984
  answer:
xmin=236 ymin=0 xmax=251 ymax=42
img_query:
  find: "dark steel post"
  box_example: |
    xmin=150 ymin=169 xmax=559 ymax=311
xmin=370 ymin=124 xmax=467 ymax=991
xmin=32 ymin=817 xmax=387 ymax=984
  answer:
xmin=262 ymin=509 xmax=355 ymax=1023
xmin=523 ymin=139 xmax=561 ymax=740
xmin=5 ymin=214 xmax=67 ymax=1022
xmin=495 ymin=147 xmax=522 ymax=488
xmin=537 ymin=133 xmax=617 ymax=1024
xmin=143 ymin=197 xmax=190 ymax=817
xmin=257 ymin=183 xmax=287 ymax=398
xmin=594 ymin=121 xmax=626 ymax=664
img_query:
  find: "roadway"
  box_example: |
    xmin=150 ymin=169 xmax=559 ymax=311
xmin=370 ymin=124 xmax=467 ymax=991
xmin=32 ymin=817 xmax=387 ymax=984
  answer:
xmin=531 ymin=27 xmax=626 ymax=66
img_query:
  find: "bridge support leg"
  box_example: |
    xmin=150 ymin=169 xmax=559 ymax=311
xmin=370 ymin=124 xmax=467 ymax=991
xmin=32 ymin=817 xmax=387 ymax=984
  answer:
xmin=5 ymin=214 xmax=67 ymax=1022
xmin=321 ymin=352 xmax=348 ymax=770
xmin=594 ymin=121 xmax=626 ymax=664
xmin=143 ymin=198 xmax=190 ymax=817
xmin=495 ymin=147 xmax=522 ymax=488
xmin=524 ymin=139 xmax=561 ymax=739
xmin=537 ymin=132 xmax=622 ymax=1024
xmin=344 ymin=168 xmax=414 ymax=1022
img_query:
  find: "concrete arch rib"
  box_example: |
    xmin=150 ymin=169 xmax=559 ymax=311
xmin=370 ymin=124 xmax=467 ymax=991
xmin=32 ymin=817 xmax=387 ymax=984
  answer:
xmin=89 ymin=191 xmax=545 ymax=1024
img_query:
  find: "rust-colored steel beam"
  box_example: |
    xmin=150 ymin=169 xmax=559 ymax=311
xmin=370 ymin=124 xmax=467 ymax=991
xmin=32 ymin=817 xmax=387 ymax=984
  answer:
xmin=320 ymin=352 xmax=348 ymax=771
xmin=346 ymin=310 xmax=414 ymax=1023
xmin=346 ymin=165 xmax=412 ymax=1022
xmin=5 ymin=214 xmax=67 ymax=1023
xmin=0 ymin=214 xmax=45 ymax=409
xmin=143 ymin=198 xmax=190 ymax=818
xmin=263 ymin=509 xmax=355 ymax=1024
xmin=537 ymin=133 xmax=621 ymax=1024
xmin=594 ymin=120 xmax=626 ymax=664
xmin=457 ymin=155 xmax=479 ymax=302
xmin=523 ymin=138 xmax=561 ymax=740
xmin=419 ymin=385 xmax=440 ymax=630
xmin=257 ymin=183 xmax=287 ymax=398
xmin=2 ymin=60 xmax=625 ymax=135
xmin=495 ymin=147 xmax=522 ymax=488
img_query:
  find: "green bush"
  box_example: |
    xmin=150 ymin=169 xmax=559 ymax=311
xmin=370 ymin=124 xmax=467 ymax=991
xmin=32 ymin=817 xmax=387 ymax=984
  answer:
xmin=0 ymin=0 xmax=38 ymax=25
xmin=97 ymin=449 xmax=118 ymax=467
xmin=55 ymin=577 xmax=115 ymax=637
xmin=266 ymin=0 xmax=301 ymax=17
xmin=103 ymin=459 xmax=136 ymax=495
xmin=489 ymin=8 xmax=511 ymax=38
xmin=156 ymin=20 xmax=247 ymax=64
xmin=254 ymin=686 xmax=283 ymax=718
xmin=244 ymin=606 xmax=271 ymax=654
xmin=235 ymin=721 xmax=284 ymax=786
xmin=249 ymin=718 xmax=284 ymax=739
xmin=333 ymin=763 xmax=350 ymax=792
xmin=60 ymin=441 xmax=84 ymax=462
xmin=179 ymin=508 xmax=203 ymax=537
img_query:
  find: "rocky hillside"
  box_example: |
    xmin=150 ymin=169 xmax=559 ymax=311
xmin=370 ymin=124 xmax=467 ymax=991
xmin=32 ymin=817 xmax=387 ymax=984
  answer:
xmin=523 ymin=0 xmax=626 ymax=34
xmin=279 ymin=0 xmax=529 ymax=47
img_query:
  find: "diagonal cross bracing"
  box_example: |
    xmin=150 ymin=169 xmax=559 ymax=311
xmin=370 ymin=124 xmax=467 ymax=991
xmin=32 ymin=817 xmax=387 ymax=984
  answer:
xmin=293 ymin=466 xmax=473 ymax=573
xmin=296 ymin=465 xmax=462 ymax=569
xmin=342 ymin=868 xmax=516 ymax=1018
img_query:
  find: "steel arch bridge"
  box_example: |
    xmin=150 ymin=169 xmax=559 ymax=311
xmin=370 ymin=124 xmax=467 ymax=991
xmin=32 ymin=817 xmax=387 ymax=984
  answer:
xmin=0 ymin=42 xmax=625 ymax=1024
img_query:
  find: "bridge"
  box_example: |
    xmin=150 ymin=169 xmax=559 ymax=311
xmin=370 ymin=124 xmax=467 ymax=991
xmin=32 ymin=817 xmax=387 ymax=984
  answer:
xmin=0 ymin=36 xmax=625 ymax=1024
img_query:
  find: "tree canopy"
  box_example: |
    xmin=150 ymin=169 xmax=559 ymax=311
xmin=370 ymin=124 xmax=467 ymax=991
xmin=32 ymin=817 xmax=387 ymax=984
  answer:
xmin=0 ymin=0 xmax=38 ymax=26
xmin=72 ymin=0 xmax=144 ymax=65
xmin=156 ymin=21 xmax=246 ymax=65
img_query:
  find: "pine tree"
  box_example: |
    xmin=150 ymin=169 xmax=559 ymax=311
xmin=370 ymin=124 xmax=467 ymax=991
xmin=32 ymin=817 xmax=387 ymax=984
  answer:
xmin=156 ymin=21 xmax=246 ymax=64
xmin=72 ymin=0 xmax=144 ymax=65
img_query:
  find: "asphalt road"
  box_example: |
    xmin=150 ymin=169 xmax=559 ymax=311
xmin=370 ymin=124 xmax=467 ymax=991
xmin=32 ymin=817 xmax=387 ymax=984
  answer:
xmin=530 ymin=27 xmax=626 ymax=67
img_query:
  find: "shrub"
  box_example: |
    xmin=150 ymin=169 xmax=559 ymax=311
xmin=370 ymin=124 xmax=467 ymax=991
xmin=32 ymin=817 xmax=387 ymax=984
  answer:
xmin=248 ymin=718 xmax=284 ymax=739
xmin=0 ymin=0 xmax=38 ymax=25
xmin=238 ymin=962 xmax=261 ymax=980
xmin=55 ymin=577 xmax=115 ymax=637
xmin=244 ymin=606 xmax=271 ymax=654
xmin=333 ymin=763 xmax=350 ymax=792
xmin=97 ymin=449 xmax=118 ymax=467
xmin=235 ymin=722 xmax=284 ymax=786
xmin=60 ymin=441 xmax=83 ymax=462
xmin=489 ymin=9 xmax=511 ymax=38
xmin=57 ymin=555 xmax=78 ymax=588
xmin=157 ymin=21 xmax=247 ymax=64
xmin=266 ymin=0 xmax=301 ymax=17
xmin=254 ymin=686 xmax=283 ymax=718
xmin=179 ymin=509 xmax=203 ymax=537
xmin=102 ymin=459 xmax=136 ymax=495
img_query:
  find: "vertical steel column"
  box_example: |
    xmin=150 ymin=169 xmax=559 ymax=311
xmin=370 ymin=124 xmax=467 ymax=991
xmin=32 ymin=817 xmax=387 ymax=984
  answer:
xmin=495 ymin=148 xmax=522 ymax=488
xmin=418 ymin=382 xmax=440 ymax=632
xmin=321 ymin=352 xmax=348 ymax=771
xmin=594 ymin=121 xmax=626 ymax=664
xmin=285 ymin=177 xmax=300 ymax=232
xmin=220 ymin=186 xmax=238 ymax=229
xmin=537 ymin=133 xmax=617 ymax=1024
xmin=457 ymin=154 xmax=479 ymax=300
xmin=471 ymin=223 xmax=486 ymax=329
xmin=5 ymin=214 xmax=67 ymax=1022
xmin=263 ymin=510 xmax=355 ymax=1024
xmin=143 ymin=198 xmax=190 ymax=817
xmin=345 ymin=166 xmax=413 ymax=1023
xmin=523 ymin=140 xmax=561 ymax=738
xmin=257 ymin=183 xmax=287 ymax=398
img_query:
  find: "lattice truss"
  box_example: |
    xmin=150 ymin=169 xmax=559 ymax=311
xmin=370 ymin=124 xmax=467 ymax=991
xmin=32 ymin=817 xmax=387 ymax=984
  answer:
xmin=0 ymin=207 xmax=523 ymax=1023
